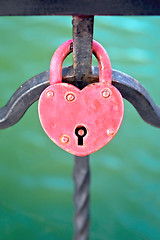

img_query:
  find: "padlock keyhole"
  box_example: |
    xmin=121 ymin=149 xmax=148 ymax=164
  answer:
xmin=75 ymin=126 xmax=87 ymax=146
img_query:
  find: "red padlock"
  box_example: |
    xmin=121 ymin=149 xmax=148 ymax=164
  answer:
xmin=38 ymin=39 xmax=124 ymax=156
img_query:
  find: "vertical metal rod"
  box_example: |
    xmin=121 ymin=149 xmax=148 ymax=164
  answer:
xmin=72 ymin=16 xmax=94 ymax=240
xmin=73 ymin=155 xmax=90 ymax=240
xmin=72 ymin=15 xmax=94 ymax=89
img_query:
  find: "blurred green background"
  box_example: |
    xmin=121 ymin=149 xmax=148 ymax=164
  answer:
xmin=0 ymin=16 xmax=160 ymax=240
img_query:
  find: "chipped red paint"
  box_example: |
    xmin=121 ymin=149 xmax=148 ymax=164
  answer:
xmin=38 ymin=39 xmax=124 ymax=156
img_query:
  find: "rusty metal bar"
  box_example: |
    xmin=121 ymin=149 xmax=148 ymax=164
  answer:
xmin=72 ymin=16 xmax=94 ymax=240
xmin=72 ymin=16 xmax=94 ymax=89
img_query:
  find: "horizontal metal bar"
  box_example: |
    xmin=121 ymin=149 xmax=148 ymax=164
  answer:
xmin=0 ymin=0 xmax=160 ymax=16
xmin=0 ymin=66 xmax=160 ymax=129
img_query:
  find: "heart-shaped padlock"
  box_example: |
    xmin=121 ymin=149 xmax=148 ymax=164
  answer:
xmin=38 ymin=39 xmax=124 ymax=156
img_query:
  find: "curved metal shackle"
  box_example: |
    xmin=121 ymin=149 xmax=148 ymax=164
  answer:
xmin=50 ymin=39 xmax=112 ymax=85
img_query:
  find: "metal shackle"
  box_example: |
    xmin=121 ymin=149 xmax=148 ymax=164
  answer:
xmin=49 ymin=39 xmax=112 ymax=85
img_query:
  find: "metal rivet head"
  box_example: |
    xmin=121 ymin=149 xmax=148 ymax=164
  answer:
xmin=46 ymin=90 xmax=54 ymax=98
xmin=60 ymin=135 xmax=70 ymax=144
xmin=66 ymin=93 xmax=75 ymax=102
xmin=107 ymin=129 xmax=115 ymax=136
xmin=101 ymin=88 xmax=111 ymax=98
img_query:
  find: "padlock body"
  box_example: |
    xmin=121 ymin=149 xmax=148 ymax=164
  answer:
xmin=38 ymin=82 xmax=124 ymax=156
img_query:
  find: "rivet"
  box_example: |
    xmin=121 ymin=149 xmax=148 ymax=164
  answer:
xmin=46 ymin=90 xmax=54 ymax=98
xmin=107 ymin=129 xmax=115 ymax=136
xmin=66 ymin=93 xmax=75 ymax=102
xmin=60 ymin=135 xmax=70 ymax=144
xmin=101 ymin=89 xmax=111 ymax=98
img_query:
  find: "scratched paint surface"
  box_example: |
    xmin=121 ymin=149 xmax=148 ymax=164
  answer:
xmin=0 ymin=16 xmax=160 ymax=240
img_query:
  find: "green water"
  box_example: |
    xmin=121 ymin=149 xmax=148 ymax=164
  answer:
xmin=0 ymin=16 xmax=160 ymax=240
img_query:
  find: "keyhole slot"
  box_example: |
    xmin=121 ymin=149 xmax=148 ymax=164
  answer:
xmin=75 ymin=126 xmax=87 ymax=146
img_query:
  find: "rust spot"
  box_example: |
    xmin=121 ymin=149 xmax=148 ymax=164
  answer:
xmin=92 ymin=99 xmax=101 ymax=111
xmin=60 ymin=135 xmax=70 ymax=144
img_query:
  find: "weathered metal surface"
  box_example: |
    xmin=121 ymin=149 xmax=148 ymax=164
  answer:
xmin=0 ymin=0 xmax=160 ymax=15
xmin=50 ymin=38 xmax=112 ymax=85
xmin=73 ymin=155 xmax=90 ymax=240
xmin=39 ymin=81 xmax=124 ymax=156
xmin=39 ymin=39 xmax=124 ymax=156
xmin=73 ymin=16 xmax=94 ymax=89
xmin=50 ymin=39 xmax=73 ymax=85
xmin=1 ymin=66 xmax=160 ymax=129
xmin=72 ymin=16 xmax=93 ymax=240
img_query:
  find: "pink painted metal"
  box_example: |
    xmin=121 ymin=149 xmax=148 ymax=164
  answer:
xmin=38 ymin=39 xmax=124 ymax=156
xmin=50 ymin=39 xmax=111 ymax=85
